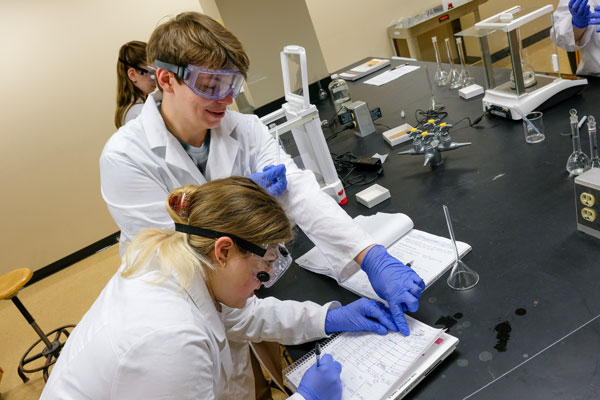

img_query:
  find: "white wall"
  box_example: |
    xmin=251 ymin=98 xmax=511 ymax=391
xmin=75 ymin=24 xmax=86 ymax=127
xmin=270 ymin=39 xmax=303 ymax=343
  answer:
xmin=1 ymin=0 xmax=202 ymax=275
xmin=306 ymin=0 xmax=441 ymax=72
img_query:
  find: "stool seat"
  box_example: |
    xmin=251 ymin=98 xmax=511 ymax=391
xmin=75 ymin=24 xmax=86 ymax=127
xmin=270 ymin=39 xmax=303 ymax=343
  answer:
xmin=0 ymin=268 xmax=33 ymax=300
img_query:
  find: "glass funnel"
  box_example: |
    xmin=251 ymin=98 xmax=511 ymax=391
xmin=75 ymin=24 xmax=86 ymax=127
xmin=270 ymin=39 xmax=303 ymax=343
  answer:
xmin=443 ymin=205 xmax=479 ymax=290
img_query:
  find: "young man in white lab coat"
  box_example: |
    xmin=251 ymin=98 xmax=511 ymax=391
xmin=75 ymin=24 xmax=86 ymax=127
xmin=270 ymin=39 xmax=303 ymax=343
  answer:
xmin=100 ymin=12 xmax=423 ymax=342
xmin=552 ymin=0 xmax=600 ymax=75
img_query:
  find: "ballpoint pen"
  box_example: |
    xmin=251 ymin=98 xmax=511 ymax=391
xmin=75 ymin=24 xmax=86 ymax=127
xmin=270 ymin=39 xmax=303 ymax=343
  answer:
xmin=392 ymin=63 xmax=409 ymax=71
xmin=405 ymin=260 xmax=414 ymax=267
xmin=315 ymin=342 xmax=321 ymax=367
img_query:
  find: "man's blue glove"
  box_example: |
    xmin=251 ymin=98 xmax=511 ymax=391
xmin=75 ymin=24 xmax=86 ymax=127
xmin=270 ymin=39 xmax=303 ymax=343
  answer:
xmin=249 ymin=164 xmax=287 ymax=198
xmin=569 ymin=0 xmax=592 ymax=28
xmin=296 ymin=354 xmax=342 ymax=400
xmin=325 ymin=298 xmax=398 ymax=335
xmin=361 ymin=245 xmax=425 ymax=336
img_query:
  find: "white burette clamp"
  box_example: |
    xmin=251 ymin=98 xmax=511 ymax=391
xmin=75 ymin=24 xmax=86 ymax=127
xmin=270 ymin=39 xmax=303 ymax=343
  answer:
xmin=260 ymin=45 xmax=347 ymax=204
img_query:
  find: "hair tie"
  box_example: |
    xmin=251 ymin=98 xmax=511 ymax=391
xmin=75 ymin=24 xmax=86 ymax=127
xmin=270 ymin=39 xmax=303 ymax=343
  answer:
xmin=168 ymin=192 xmax=191 ymax=220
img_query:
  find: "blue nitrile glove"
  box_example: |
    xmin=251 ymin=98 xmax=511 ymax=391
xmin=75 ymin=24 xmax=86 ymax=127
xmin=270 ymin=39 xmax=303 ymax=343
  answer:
xmin=569 ymin=0 xmax=592 ymax=28
xmin=361 ymin=245 xmax=425 ymax=336
xmin=296 ymin=354 xmax=342 ymax=400
xmin=324 ymin=298 xmax=398 ymax=335
xmin=249 ymin=164 xmax=287 ymax=198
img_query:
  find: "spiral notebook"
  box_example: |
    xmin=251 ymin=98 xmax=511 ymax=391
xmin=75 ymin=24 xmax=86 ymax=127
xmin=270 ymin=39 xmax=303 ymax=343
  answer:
xmin=284 ymin=316 xmax=451 ymax=400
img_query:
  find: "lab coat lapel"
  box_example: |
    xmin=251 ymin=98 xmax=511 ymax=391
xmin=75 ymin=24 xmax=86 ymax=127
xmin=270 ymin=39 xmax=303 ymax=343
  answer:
xmin=143 ymin=92 xmax=206 ymax=185
xmin=206 ymin=111 xmax=239 ymax=179
xmin=183 ymin=272 xmax=233 ymax=380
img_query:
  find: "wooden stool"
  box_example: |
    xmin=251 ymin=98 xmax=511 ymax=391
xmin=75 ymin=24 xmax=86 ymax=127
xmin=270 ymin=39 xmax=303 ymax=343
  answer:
xmin=0 ymin=268 xmax=75 ymax=383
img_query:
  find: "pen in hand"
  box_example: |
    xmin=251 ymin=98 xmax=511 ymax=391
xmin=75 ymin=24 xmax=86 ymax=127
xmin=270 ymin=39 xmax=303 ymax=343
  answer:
xmin=315 ymin=342 xmax=321 ymax=367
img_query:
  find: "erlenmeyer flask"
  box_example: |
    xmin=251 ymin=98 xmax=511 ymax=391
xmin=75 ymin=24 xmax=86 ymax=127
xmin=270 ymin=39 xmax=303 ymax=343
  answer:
xmin=432 ymin=36 xmax=448 ymax=86
xmin=509 ymin=28 xmax=537 ymax=89
xmin=445 ymin=38 xmax=461 ymax=89
xmin=456 ymin=37 xmax=474 ymax=88
xmin=443 ymin=205 xmax=479 ymax=290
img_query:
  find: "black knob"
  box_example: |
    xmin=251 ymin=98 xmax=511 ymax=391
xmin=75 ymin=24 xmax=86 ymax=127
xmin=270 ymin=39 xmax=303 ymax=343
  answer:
xmin=279 ymin=246 xmax=289 ymax=258
xmin=256 ymin=271 xmax=270 ymax=283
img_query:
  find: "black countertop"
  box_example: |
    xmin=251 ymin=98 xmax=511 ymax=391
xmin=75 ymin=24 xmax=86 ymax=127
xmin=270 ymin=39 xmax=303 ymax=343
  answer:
xmin=259 ymin=60 xmax=600 ymax=400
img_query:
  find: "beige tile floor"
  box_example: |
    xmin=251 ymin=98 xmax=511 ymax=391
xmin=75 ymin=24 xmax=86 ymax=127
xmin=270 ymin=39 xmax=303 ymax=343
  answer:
xmin=0 ymin=245 xmax=121 ymax=400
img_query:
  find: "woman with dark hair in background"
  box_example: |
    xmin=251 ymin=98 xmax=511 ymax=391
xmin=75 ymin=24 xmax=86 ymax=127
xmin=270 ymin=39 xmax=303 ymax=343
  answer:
xmin=114 ymin=41 xmax=156 ymax=128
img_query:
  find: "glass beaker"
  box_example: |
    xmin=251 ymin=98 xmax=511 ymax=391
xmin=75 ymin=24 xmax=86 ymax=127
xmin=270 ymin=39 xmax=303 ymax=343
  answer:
xmin=522 ymin=111 xmax=545 ymax=144
xmin=566 ymin=109 xmax=591 ymax=176
xmin=432 ymin=36 xmax=448 ymax=86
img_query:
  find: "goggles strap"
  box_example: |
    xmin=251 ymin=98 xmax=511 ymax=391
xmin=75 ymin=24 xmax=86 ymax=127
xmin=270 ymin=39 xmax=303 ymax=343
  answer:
xmin=155 ymin=60 xmax=187 ymax=79
xmin=118 ymin=58 xmax=149 ymax=74
xmin=174 ymin=223 xmax=266 ymax=257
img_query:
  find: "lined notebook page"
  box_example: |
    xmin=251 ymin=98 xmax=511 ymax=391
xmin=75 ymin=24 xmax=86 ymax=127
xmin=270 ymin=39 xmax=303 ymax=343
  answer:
xmin=284 ymin=316 xmax=442 ymax=400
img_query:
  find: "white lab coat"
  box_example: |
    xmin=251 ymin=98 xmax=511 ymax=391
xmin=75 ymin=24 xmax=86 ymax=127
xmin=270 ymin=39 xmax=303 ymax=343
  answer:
xmin=41 ymin=264 xmax=335 ymax=399
xmin=552 ymin=0 xmax=600 ymax=76
xmin=100 ymin=92 xmax=374 ymax=281
xmin=123 ymin=102 xmax=143 ymax=124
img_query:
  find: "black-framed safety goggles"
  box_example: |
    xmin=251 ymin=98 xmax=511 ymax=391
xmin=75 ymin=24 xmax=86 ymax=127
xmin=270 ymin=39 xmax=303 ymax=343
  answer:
xmin=174 ymin=223 xmax=291 ymax=288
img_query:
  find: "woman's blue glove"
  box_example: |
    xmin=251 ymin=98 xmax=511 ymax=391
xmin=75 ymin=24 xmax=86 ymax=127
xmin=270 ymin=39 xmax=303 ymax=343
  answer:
xmin=296 ymin=354 xmax=342 ymax=400
xmin=325 ymin=298 xmax=398 ymax=335
xmin=361 ymin=245 xmax=425 ymax=336
xmin=249 ymin=164 xmax=287 ymax=198
xmin=569 ymin=0 xmax=592 ymax=28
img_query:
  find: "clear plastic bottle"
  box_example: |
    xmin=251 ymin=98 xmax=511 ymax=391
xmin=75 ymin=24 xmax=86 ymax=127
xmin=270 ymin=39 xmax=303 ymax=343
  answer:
xmin=328 ymin=74 xmax=352 ymax=112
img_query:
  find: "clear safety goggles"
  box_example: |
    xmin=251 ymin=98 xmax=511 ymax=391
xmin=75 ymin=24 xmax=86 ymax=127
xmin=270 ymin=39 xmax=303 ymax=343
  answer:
xmin=119 ymin=58 xmax=156 ymax=78
xmin=247 ymin=244 xmax=292 ymax=288
xmin=174 ymin=223 xmax=292 ymax=288
xmin=155 ymin=60 xmax=244 ymax=100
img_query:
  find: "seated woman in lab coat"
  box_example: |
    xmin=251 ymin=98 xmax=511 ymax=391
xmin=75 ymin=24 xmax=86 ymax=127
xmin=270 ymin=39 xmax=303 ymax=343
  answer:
xmin=41 ymin=177 xmax=398 ymax=400
xmin=114 ymin=40 xmax=156 ymax=128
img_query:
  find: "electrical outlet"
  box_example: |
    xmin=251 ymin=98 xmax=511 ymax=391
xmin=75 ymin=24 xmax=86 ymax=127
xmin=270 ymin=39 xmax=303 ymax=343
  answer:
xmin=582 ymin=207 xmax=597 ymax=222
xmin=580 ymin=192 xmax=596 ymax=207
xmin=575 ymin=169 xmax=600 ymax=239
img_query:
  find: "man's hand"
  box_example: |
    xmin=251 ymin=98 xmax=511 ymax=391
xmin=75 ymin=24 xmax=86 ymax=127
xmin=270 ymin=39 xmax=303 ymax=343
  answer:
xmin=361 ymin=245 xmax=425 ymax=335
xmin=249 ymin=164 xmax=287 ymax=197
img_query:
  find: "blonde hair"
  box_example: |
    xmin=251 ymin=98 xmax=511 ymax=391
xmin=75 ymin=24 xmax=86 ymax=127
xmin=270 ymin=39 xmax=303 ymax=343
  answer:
xmin=115 ymin=41 xmax=149 ymax=128
xmin=121 ymin=177 xmax=293 ymax=288
xmin=147 ymin=12 xmax=249 ymax=82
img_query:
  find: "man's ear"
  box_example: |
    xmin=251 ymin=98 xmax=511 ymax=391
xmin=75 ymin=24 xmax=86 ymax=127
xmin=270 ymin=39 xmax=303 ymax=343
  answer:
xmin=213 ymin=237 xmax=235 ymax=267
xmin=156 ymin=69 xmax=175 ymax=94
xmin=127 ymin=67 xmax=137 ymax=83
